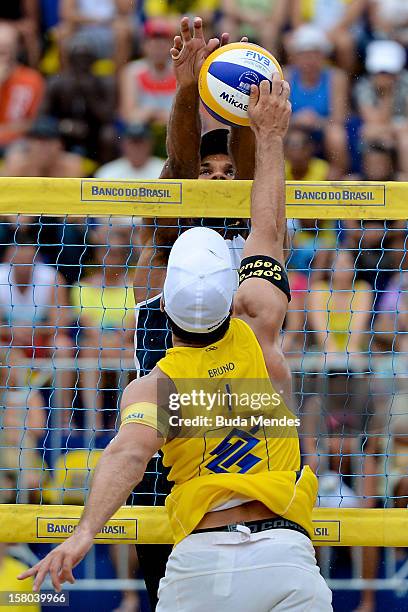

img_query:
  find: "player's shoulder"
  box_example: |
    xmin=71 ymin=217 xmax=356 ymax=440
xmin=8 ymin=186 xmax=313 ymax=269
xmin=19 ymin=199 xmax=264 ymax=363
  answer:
xmin=120 ymin=366 xmax=168 ymax=410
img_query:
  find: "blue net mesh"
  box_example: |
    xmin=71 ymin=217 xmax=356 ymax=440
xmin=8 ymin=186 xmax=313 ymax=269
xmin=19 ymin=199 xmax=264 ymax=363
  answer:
xmin=0 ymin=215 xmax=407 ymax=513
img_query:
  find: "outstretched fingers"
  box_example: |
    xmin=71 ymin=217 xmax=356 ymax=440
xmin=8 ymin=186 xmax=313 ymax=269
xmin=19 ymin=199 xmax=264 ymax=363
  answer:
xmin=220 ymin=32 xmax=230 ymax=46
xmin=60 ymin=556 xmax=75 ymax=585
xmin=205 ymin=37 xmax=221 ymax=58
xmin=192 ymin=17 xmax=204 ymax=40
xmin=170 ymin=35 xmax=183 ymax=59
xmin=49 ymin=556 xmax=64 ymax=592
xmin=180 ymin=16 xmax=192 ymax=43
xmin=33 ymin=561 xmax=51 ymax=592
xmin=18 ymin=563 xmax=40 ymax=581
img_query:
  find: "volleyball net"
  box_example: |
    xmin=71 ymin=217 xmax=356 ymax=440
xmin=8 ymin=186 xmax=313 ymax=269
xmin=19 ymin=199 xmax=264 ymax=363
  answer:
xmin=0 ymin=177 xmax=407 ymax=547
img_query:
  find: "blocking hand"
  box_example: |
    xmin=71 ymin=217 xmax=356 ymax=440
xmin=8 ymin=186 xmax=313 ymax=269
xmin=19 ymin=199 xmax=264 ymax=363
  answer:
xmin=248 ymin=75 xmax=291 ymax=139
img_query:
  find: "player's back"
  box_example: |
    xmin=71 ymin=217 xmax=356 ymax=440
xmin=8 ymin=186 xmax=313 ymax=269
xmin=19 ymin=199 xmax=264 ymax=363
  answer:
xmin=154 ymin=317 xmax=317 ymax=543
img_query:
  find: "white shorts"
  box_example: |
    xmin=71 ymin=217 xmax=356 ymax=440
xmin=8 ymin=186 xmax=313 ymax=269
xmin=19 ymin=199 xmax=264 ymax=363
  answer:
xmin=157 ymin=527 xmax=332 ymax=612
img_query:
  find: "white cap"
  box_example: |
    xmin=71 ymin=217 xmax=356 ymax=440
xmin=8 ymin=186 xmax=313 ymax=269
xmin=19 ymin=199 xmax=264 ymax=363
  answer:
xmin=163 ymin=227 xmax=234 ymax=334
xmin=290 ymin=25 xmax=332 ymax=55
xmin=366 ymin=40 xmax=406 ymax=74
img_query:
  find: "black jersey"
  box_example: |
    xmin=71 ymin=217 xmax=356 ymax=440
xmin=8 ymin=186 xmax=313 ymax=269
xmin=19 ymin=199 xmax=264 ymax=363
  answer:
xmin=132 ymin=294 xmax=173 ymax=506
xmin=134 ymin=294 xmax=171 ymax=376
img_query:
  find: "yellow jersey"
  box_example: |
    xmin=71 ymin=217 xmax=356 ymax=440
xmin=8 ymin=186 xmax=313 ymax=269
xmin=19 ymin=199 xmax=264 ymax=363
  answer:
xmin=285 ymin=158 xmax=329 ymax=182
xmin=122 ymin=318 xmax=317 ymax=544
xmin=300 ymin=0 xmax=352 ymax=22
xmin=144 ymin=0 xmax=219 ymax=19
xmin=70 ymin=283 xmax=135 ymax=329
xmin=311 ymin=280 xmax=370 ymax=351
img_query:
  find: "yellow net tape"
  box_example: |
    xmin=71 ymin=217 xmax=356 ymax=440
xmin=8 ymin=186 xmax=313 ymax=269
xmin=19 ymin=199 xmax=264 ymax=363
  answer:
xmin=1 ymin=505 xmax=407 ymax=546
xmin=0 ymin=177 xmax=404 ymax=219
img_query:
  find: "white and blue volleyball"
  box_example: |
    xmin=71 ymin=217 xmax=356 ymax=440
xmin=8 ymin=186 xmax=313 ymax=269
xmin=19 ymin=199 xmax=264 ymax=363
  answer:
xmin=199 ymin=42 xmax=283 ymax=127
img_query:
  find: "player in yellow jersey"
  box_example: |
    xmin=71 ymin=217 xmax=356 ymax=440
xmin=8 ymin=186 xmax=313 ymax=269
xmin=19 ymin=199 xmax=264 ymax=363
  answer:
xmin=19 ymin=75 xmax=332 ymax=610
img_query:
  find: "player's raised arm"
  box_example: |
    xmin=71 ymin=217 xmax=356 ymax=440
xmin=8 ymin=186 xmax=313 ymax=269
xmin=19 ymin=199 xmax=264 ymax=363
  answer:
xmin=134 ymin=17 xmax=224 ymax=302
xmin=162 ymin=16 xmax=222 ymax=179
xmin=233 ymin=76 xmax=291 ymax=382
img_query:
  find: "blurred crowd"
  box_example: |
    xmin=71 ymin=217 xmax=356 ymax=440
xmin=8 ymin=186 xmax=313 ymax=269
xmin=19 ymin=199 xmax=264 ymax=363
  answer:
xmin=0 ymin=0 xmax=407 ymax=178
xmin=0 ymin=1 xmax=408 ymax=610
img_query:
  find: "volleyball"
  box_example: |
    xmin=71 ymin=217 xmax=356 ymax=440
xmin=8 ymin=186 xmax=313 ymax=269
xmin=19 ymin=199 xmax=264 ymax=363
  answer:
xmin=199 ymin=42 xmax=283 ymax=127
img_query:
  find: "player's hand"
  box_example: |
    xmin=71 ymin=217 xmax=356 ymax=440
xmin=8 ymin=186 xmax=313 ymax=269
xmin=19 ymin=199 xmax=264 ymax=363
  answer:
xmin=171 ymin=16 xmax=248 ymax=87
xmin=17 ymin=531 xmax=94 ymax=592
xmin=171 ymin=17 xmax=224 ymax=87
xmin=248 ymin=75 xmax=291 ymax=139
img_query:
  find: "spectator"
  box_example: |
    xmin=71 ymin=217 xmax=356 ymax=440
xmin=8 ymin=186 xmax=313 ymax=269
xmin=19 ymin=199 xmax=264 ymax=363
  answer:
xmin=344 ymin=219 xmax=397 ymax=304
xmin=381 ymin=393 xmax=408 ymax=508
xmin=220 ymin=0 xmax=288 ymax=53
xmin=0 ymin=349 xmax=46 ymax=503
xmin=282 ymin=271 xmax=309 ymax=356
xmin=349 ymin=140 xmax=399 ymax=181
xmin=0 ymin=226 xmax=73 ymax=417
xmin=301 ymin=369 xmax=376 ymax=612
xmin=285 ymin=25 xmax=349 ymax=179
xmin=0 ymin=0 xmax=40 ymax=67
xmin=1 ymin=116 xmax=87 ymax=177
xmin=285 ymin=125 xmax=330 ymax=181
xmin=354 ymin=40 xmax=408 ymax=176
xmin=301 ymin=370 xmax=369 ymax=502
xmin=0 ymin=22 xmax=44 ymax=151
xmin=355 ymin=379 xmax=408 ymax=612
xmin=289 ymin=0 xmax=366 ymax=72
xmin=143 ymin=0 xmax=218 ymax=32
xmin=284 ymin=208 xmax=337 ymax=356
xmin=368 ymin=0 xmax=408 ymax=46
xmin=119 ymin=19 xmax=176 ymax=156
xmin=0 ymin=214 xmax=92 ymax=287
xmin=57 ymin=0 xmax=135 ymax=70
xmin=308 ymin=250 xmax=373 ymax=356
xmin=42 ymin=39 xmax=116 ymax=161
xmin=284 ymin=214 xmax=337 ymax=356
xmin=375 ymin=263 xmax=408 ymax=354
xmin=95 ymin=123 xmax=164 ymax=179
xmin=70 ymin=224 xmax=135 ymax=418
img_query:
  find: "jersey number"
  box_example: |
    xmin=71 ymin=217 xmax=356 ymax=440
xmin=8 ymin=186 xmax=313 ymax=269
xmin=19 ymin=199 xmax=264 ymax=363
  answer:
xmin=205 ymin=427 xmax=261 ymax=474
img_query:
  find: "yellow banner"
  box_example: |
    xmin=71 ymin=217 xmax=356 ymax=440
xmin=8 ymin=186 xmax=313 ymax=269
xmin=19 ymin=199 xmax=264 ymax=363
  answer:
xmin=81 ymin=180 xmax=182 ymax=205
xmin=286 ymin=182 xmax=385 ymax=207
xmin=1 ymin=505 xmax=407 ymax=546
xmin=312 ymin=519 xmax=341 ymax=544
xmin=36 ymin=517 xmax=138 ymax=542
xmin=0 ymin=177 xmax=406 ymax=219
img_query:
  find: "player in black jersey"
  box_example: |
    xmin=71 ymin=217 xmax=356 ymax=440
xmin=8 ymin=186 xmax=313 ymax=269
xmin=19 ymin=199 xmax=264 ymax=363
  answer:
xmin=132 ymin=16 xmax=260 ymax=611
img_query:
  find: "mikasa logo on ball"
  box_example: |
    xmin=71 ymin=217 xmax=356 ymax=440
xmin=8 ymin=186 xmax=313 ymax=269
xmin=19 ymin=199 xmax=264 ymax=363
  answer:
xmin=220 ymin=91 xmax=248 ymax=111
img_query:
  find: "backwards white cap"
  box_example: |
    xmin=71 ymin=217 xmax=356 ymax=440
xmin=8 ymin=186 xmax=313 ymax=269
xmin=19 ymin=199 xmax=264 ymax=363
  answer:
xmin=366 ymin=40 xmax=406 ymax=75
xmin=163 ymin=227 xmax=234 ymax=334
